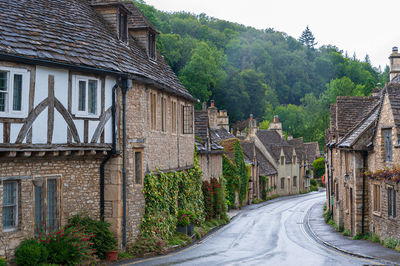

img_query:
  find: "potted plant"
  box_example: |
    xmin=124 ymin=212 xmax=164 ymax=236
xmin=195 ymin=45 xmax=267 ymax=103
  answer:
xmin=176 ymin=209 xmax=196 ymax=235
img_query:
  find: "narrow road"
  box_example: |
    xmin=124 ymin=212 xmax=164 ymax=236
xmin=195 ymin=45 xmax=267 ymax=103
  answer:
xmin=126 ymin=191 xmax=385 ymax=266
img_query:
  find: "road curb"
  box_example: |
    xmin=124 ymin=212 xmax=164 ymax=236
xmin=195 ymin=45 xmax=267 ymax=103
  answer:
xmin=304 ymin=202 xmax=379 ymax=261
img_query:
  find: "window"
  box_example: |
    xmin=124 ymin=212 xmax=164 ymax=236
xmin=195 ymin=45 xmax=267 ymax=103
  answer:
xmin=293 ymin=156 xmax=296 ymax=165
xmin=384 ymin=129 xmax=392 ymax=162
xmin=171 ymin=101 xmax=177 ymax=133
xmin=182 ymin=105 xmax=193 ymax=134
xmin=161 ymin=97 xmax=167 ymax=132
xmin=281 ymin=156 xmax=284 ymax=165
xmin=388 ymin=187 xmax=396 ymax=218
xmin=346 ymin=188 xmax=349 ymax=210
xmin=119 ymin=11 xmax=127 ymax=42
xmin=148 ymin=32 xmax=156 ymax=59
xmin=150 ymin=92 xmax=157 ymax=130
xmin=293 ymin=176 xmax=297 ymax=187
xmin=3 ymin=181 xmax=18 ymax=231
xmin=0 ymin=68 xmax=28 ymax=117
xmin=373 ymin=184 xmax=380 ymax=212
xmin=133 ymin=150 xmax=143 ymax=185
xmin=281 ymin=178 xmax=285 ymax=189
xmin=34 ymin=178 xmax=59 ymax=232
xmin=74 ymin=77 xmax=100 ymax=117
xmin=336 ymin=183 xmax=339 ymax=201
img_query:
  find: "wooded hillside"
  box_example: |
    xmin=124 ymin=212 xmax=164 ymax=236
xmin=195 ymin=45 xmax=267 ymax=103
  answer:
xmin=134 ymin=0 xmax=389 ymax=147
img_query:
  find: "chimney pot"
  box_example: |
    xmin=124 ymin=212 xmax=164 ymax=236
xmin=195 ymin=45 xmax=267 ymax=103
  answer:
xmin=250 ymin=114 xmax=253 ymax=120
xmin=274 ymin=115 xmax=279 ymax=123
xmin=210 ymin=100 xmax=215 ymax=108
xmin=393 ymin=46 xmax=398 ymax=53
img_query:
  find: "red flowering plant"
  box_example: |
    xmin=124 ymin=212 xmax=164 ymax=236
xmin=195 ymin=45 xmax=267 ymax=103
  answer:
xmin=366 ymin=167 xmax=400 ymax=183
xmin=37 ymin=225 xmax=95 ymax=264
xmin=176 ymin=209 xmax=196 ymax=226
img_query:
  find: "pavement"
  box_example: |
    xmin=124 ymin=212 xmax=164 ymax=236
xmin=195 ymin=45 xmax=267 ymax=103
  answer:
xmin=307 ymin=199 xmax=400 ymax=265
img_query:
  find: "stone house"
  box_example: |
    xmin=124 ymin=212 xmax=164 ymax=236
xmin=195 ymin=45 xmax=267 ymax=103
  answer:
xmin=194 ymin=104 xmax=224 ymax=181
xmin=326 ymin=47 xmax=400 ymax=238
xmin=0 ymin=0 xmax=195 ymax=256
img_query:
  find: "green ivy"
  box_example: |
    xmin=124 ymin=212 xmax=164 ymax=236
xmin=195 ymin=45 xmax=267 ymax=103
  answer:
xmin=140 ymin=153 xmax=205 ymax=241
xmin=259 ymin=176 xmax=269 ymax=200
xmin=222 ymin=140 xmax=250 ymax=208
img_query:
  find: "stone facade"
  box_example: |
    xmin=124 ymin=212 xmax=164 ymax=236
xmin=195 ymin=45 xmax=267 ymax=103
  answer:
xmin=198 ymin=154 xmax=223 ymax=181
xmin=0 ymin=156 xmax=103 ymax=258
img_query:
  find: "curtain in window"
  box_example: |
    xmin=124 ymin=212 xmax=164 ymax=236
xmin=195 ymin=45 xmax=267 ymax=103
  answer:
xmin=3 ymin=182 xmax=17 ymax=229
xmin=0 ymin=72 xmax=8 ymax=112
xmin=88 ymin=80 xmax=97 ymax=114
xmin=13 ymin=74 xmax=22 ymax=111
xmin=78 ymin=81 xmax=86 ymax=111
xmin=47 ymin=179 xmax=58 ymax=231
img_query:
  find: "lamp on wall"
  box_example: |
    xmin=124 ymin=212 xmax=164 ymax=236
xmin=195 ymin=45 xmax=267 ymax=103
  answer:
xmin=344 ymin=173 xmax=350 ymax=182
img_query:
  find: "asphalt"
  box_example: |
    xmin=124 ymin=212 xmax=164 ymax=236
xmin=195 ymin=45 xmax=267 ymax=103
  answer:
xmin=307 ymin=198 xmax=400 ymax=265
xmin=120 ymin=191 xmax=393 ymax=266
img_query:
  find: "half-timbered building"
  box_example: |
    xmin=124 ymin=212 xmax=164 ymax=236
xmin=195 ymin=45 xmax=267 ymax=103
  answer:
xmin=0 ymin=0 xmax=195 ymax=255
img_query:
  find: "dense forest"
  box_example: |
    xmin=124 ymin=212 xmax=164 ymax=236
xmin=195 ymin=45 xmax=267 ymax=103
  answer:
xmin=134 ymin=0 xmax=389 ymax=148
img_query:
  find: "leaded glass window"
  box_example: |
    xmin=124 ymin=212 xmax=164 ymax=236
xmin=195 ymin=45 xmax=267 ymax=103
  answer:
xmin=0 ymin=71 xmax=8 ymax=112
xmin=3 ymin=181 xmax=17 ymax=230
xmin=13 ymin=74 xmax=22 ymax=111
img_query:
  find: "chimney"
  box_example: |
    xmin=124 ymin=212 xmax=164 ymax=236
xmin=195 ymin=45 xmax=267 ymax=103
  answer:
xmin=248 ymin=114 xmax=258 ymax=139
xmin=208 ymin=100 xmax=218 ymax=129
xmin=202 ymin=102 xmax=207 ymax=111
xmin=269 ymin=115 xmax=283 ymax=137
xmin=372 ymin=83 xmax=381 ymax=97
xmin=210 ymin=100 xmax=215 ymax=108
xmin=389 ymin=46 xmax=400 ymax=81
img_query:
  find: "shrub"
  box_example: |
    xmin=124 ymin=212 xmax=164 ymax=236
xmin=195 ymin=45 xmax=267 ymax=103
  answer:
xmin=15 ymin=239 xmax=48 ymax=266
xmin=67 ymin=215 xmax=117 ymax=259
xmin=370 ymin=232 xmax=380 ymax=243
xmin=310 ymin=179 xmax=317 ymax=186
xmin=352 ymin=233 xmax=364 ymax=240
xmin=384 ymin=237 xmax=398 ymax=249
xmin=342 ymin=229 xmax=350 ymax=236
xmin=0 ymin=258 xmax=6 ymax=266
xmin=129 ymin=235 xmax=168 ymax=256
xmin=177 ymin=209 xmax=196 ymax=226
xmin=39 ymin=226 xmax=95 ymax=264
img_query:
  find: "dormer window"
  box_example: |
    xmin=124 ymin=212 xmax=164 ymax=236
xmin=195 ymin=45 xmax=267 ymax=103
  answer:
xmin=148 ymin=32 xmax=156 ymax=59
xmin=119 ymin=11 xmax=128 ymax=42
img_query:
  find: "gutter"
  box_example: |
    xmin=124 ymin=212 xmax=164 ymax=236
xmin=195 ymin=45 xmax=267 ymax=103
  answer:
xmin=330 ymin=146 xmax=333 ymax=219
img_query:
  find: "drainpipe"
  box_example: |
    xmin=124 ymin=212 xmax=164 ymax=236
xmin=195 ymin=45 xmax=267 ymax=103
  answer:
xmin=330 ymin=146 xmax=334 ymax=219
xmin=361 ymin=151 xmax=367 ymax=235
xmin=100 ymin=84 xmax=118 ymax=221
xmin=326 ymin=151 xmax=330 ymax=210
xmin=121 ymin=77 xmax=129 ymax=248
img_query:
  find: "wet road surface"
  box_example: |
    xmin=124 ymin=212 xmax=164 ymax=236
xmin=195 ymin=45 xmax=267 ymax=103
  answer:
xmin=127 ymin=191 xmax=386 ymax=266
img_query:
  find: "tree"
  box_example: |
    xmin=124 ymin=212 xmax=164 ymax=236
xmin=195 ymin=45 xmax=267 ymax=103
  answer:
xmin=299 ymin=26 xmax=317 ymax=49
xmin=312 ymin=158 xmax=325 ymax=178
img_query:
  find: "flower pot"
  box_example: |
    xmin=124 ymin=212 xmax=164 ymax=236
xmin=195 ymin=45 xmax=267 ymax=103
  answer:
xmin=106 ymin=250 xmax=119 ymax=262
xmin=176 ymin=225 xmax=188 ymax=235
xmin=187 ymin=224 xmax=194 ymax=236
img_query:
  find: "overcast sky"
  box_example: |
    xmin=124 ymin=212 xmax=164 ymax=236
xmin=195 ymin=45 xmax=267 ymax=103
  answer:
xmin=145 ymin=0 xmax=398 ymax=69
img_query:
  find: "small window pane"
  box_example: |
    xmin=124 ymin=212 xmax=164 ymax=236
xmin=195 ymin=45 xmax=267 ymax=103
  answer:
xmin=35 ymin=185 xmax=44 ymax=233
xmin=47 ymin=179 xmax=58 ymax=231
xmin=78 ymin=81 xmax=86 ymax=111
xmin=0 ymin=72 xmax=7 ymax=112
xmin=135 ymin=152 xmax=142 ymax=184
xmin=88 ymin=80 xmax=97 ymax=114
xmin=0 ymin=72 xmax=7 ymax=91
xmin=3 ymin=182 xmax=17 ymax=229
xmin=13 ymin=74 xmax=22 ymax=111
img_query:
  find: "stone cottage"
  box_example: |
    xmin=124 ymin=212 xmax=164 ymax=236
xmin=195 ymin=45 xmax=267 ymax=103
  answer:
xmin=326 ymin=47 xmax=400 ymax=238
xmin=0 ymin=0 xmax=196 ymax=256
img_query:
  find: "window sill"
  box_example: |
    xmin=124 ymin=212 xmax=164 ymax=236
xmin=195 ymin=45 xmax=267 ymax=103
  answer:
xmin=3 ymin=228 xmax=18 ymax=233
xmin=373 ymin=211 xmax=381 ymax=217
xmin=72 ymin=113 xmax=101 ymax=119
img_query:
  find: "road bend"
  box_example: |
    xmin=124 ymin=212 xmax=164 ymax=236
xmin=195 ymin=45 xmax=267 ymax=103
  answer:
xmin=126 ymin=191 xmax=385 ymax=266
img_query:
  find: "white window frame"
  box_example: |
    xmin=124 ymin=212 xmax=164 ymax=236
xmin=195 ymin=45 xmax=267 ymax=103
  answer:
xmin=72 ymin=75 xmax=101 ymax=118
xmin=3 ymin=181 xmax=18 ymax=232
xmin=0 ymin=66 xmax=29 ymax=118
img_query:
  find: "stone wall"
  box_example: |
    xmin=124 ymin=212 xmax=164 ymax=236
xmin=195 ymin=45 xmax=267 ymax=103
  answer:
xmin=198 ymin=153 xmax=223 ymax=181
xmin=0 ymin=156 xmax=103 ymax=258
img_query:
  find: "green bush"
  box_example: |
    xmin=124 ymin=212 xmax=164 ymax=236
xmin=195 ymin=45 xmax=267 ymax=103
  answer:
xmin=370 ymin=232 xmax=380 ymax=243
xmin=39 ymin=226 xmax=95 ymax=265
xmin=312 ymin=158 xmax=325 ymax=178
xmin=15 ymin=239 xmax=48 ymax=266
xmin=67 ymin=215 xmax=117 ymax=259
xmin=0 ymin=258 xmax=6 ymax=266
xmin=129 ymin=235 xmax=168 ymax=256
xmin=352 ymin=233 xmax=364 ymax=240
xmin=384 ymin=237 xmax=398 ymax=249
xmin=310 ymin=179 xmax=317 ymax=186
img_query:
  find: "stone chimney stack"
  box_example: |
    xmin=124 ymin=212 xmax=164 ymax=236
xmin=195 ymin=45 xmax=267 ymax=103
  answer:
xmin=248 ymin=114 xmax=258 ymax=138
xmin=269 ymin=115 xmax=283 ymax=137
xmin=390 ymin=47 xmax=400 ymax=81
xmin=208 ymin=100 xmax=218 ymax=129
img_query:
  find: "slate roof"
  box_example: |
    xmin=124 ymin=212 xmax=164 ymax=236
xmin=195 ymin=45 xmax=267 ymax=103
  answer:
xmin=0 ymin=0 xmax=195 ymax=101
xmin=386 ymin=83 xmax=400 ymax=128
xmin=303 ymin=142 xmax=320 ymax=162
xmin=194 ymin=110 xmax=223 ymax=153
xmin=241 ymin=141 xmax=277 ymax=176
xmin=219 ymin=138 xmax=238 ymax=162
xmin=210 ymin=128 xmax=235 ymax=142
xmin=256 ymin=130 xmax=284 ymax=145
xmin=122 ymin=1 xmax=157 ymax=32
xmin=256 ymin=130 xmax=293 ymax=163
xmin=335 ymin=96 xmax=379 ymax=138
